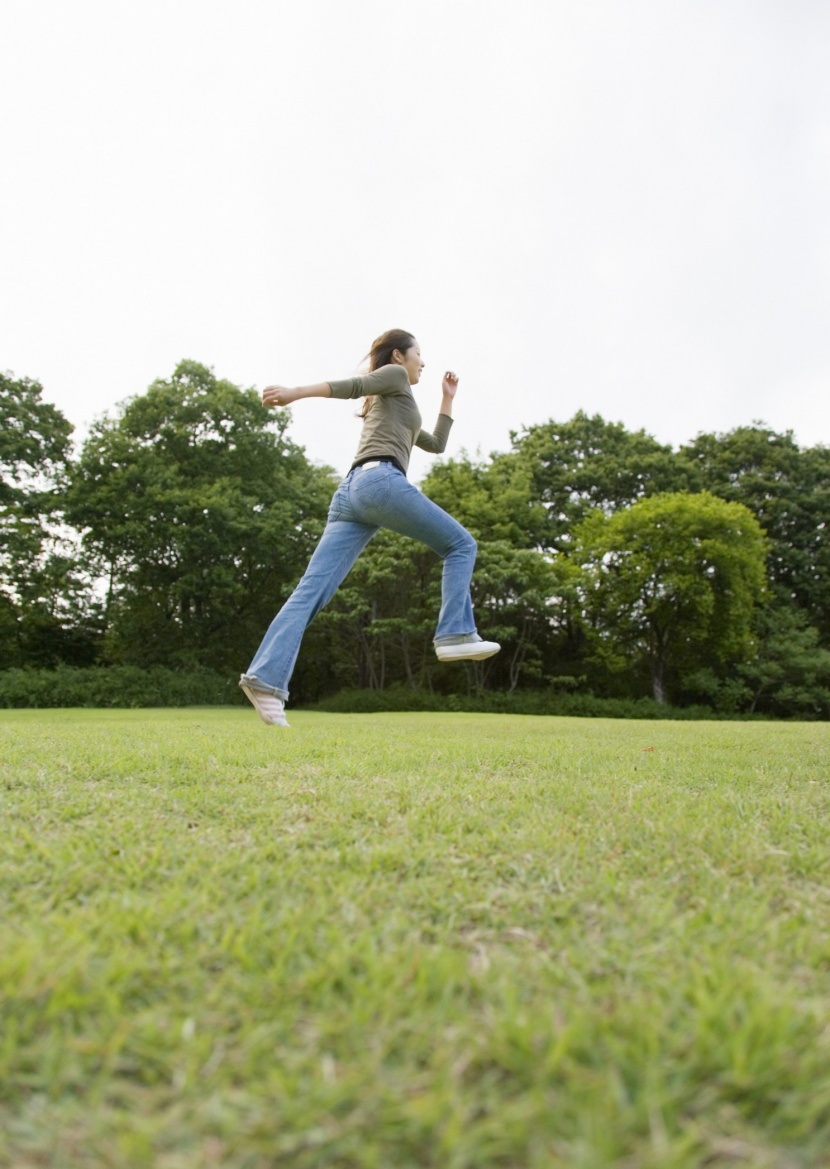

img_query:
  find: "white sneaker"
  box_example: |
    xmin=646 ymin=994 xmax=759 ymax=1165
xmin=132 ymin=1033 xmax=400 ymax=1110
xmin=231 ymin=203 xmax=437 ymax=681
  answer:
xmin=436 ymin=639 xmax=501 ymax=662
xmin=240 ymin=684 xmax=290 ymax=727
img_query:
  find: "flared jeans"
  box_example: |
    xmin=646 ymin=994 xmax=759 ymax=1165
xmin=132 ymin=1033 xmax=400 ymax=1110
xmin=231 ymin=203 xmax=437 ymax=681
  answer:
xmin=241 ymin=461 xmax=479 ymax=701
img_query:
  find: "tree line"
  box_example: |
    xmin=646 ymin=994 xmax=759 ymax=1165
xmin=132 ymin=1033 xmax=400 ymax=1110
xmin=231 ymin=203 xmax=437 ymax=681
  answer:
xmin=3 ymin=360 xmax=830 ymax=716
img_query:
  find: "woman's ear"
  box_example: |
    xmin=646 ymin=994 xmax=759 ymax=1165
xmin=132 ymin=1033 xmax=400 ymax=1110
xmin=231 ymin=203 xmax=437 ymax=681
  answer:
xmin=390 ymin=349 xmax=403 ymax=365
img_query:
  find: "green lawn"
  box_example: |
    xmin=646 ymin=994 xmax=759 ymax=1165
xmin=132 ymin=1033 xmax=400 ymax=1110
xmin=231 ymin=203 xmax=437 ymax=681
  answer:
xmin=1 ymin=710 xmax=829 ymax=1168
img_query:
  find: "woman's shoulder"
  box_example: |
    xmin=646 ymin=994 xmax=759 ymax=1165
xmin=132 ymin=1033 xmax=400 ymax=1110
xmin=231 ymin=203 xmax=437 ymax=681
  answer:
xmin=370 ymin=364 xmax=410 ymax=391
xmin=331 ymin=364 xmax=411 ymax=402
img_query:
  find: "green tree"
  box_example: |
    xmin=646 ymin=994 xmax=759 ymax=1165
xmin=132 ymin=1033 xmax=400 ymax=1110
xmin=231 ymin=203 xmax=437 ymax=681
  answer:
xmin=680 ymin=425 xmax=830 ymax=641
xmin=422 ymin=418 xmax=692 ymax=688
xmin=66 ymin=360 xmax=334 ymax=679
xmin=738 ymin=605 xmax=830 ymax=717
xmin=0 ymin=373 xmax=85 ymax=668
xmin=421 ymin=453 xmax=546 ymax=549
xmin=0 ymin=373 xmax=72 ymax=498
xmin=508 ymin=411 xmax=696 ymax=552
xmin=573 ymin=492 xmax=767 ymax=704
xmin=466 ymin=540 xmax=564 ymax=693
xmin=682 ymin=604 xmax=830 ymax=718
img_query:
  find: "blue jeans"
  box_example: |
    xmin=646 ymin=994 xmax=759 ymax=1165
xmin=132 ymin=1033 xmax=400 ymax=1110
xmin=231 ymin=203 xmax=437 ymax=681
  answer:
xmin=242 ymin=462 xmax=478 ymax=700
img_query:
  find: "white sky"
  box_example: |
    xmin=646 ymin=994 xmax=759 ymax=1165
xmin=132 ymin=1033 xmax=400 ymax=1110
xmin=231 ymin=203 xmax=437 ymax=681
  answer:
xmin=2 ymin=0 xmax=829 ymax=480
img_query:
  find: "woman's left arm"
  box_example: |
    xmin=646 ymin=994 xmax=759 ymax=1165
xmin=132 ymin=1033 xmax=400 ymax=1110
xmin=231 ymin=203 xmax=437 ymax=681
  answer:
xmin=262 ymin=383 xmax=332 ymax=408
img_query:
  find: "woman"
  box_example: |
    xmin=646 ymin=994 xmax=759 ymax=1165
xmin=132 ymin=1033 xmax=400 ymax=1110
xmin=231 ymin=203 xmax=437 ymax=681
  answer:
xmin=240 ymin=328 xmax=500 ymax=726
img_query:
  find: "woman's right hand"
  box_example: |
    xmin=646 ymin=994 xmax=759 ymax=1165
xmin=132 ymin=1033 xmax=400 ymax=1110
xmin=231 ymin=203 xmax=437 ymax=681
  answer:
xmin=262 ymin=385 xmax=297 ymax=407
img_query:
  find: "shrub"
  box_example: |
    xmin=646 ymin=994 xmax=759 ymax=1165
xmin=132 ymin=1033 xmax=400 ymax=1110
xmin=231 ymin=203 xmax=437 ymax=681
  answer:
xmin=0 ymin=666 xmax=243 ymax=709
xmin=309 ymin=686 xmax=745 ymax=720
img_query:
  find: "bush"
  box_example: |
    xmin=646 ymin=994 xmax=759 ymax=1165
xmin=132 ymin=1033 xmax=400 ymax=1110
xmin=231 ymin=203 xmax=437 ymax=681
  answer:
xmin=0 ymin=666 xmax=243 ymax=709
xmin=0 ymin=670 xmax=771 ymax=719
xmin=309 ymin=684 xmax=442 ymax=714
xmin=309 ymin=685 xmax=747 ymax=720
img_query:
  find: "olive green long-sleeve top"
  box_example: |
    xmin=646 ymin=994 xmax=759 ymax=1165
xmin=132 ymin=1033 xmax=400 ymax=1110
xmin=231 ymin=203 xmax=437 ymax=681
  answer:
xmin=327 ymin=364 xmax=453 ymax=476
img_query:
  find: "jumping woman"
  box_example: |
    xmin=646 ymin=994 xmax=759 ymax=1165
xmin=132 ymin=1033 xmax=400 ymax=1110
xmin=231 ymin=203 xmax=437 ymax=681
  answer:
xmin=239 ymin=328 xmax=500 ymax=726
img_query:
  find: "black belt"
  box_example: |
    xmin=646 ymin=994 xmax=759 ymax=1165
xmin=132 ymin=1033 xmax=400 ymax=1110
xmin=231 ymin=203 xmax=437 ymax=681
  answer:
xmin=350 ymin=455 xmax=406 ymax=475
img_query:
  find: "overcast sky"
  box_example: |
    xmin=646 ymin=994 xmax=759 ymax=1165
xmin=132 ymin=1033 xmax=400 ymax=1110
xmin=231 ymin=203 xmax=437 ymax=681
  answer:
xmin=2 ymin=0 xmax=829 ymax=480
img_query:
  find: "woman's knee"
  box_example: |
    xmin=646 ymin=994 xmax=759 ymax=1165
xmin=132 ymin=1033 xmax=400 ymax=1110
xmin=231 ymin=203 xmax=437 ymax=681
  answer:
xmin=449 ymin=528 xmax=477 ymax=559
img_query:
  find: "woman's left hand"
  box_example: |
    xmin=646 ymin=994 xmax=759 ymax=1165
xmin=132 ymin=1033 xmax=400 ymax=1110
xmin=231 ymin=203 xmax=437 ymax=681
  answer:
xmin=442 ymin=371 xmax=459 ymax=398
xmin=262 ymin=385 xmax=298 ymax=407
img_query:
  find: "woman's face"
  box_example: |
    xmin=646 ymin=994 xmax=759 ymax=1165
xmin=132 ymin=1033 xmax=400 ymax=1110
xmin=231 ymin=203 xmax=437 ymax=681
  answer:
xmin=395 ymin=342 xmax=424 ymax=385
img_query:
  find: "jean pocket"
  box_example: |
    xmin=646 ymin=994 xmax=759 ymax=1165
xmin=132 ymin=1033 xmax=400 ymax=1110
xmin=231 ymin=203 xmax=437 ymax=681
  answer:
xmin=352 ymin=467 xmax=391 ymax=513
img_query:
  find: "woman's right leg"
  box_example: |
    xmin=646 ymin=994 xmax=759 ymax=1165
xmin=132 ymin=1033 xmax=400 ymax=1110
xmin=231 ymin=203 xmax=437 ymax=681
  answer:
xmin=350 ymin=463 xmax=479 ymax=642
xmin=242 ymin=513 xmax=377 ymax=701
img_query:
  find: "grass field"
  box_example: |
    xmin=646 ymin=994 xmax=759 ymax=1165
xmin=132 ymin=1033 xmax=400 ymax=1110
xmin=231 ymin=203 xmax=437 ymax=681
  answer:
xmin=1 ymin=709 xmax=830 ymax=1169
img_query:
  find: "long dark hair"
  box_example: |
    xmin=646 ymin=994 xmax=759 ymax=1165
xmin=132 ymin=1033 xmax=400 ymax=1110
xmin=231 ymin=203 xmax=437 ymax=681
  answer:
xmin=359 ymin=328 xmax=416 ymax=418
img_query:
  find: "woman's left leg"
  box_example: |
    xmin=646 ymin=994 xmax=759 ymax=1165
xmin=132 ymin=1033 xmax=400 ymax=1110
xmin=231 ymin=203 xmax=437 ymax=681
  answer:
xmin=242 ymin=515 xmax=377 ymax=701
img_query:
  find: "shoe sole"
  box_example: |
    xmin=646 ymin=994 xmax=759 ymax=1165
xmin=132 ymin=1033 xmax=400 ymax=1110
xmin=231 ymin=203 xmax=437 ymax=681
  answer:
xmin=240 ymin=684 xmax=290 ymax=727
xmin=436 ymin=647 xmax=501 ymax=662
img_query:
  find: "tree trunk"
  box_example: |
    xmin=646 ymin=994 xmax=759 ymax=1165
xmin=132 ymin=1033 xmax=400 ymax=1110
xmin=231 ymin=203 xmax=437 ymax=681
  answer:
xmin=357 ymin=622 xmax=378 ymax=689
xmin=651 ymin=659 xmax=666 ymax=704
xmin=103 ymin=560 xmax=116 ymax=635
xmin=508 ymin=619 xmax=529 ymax=693
xmin=401 ymin=636 xmax=416 ymax=690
